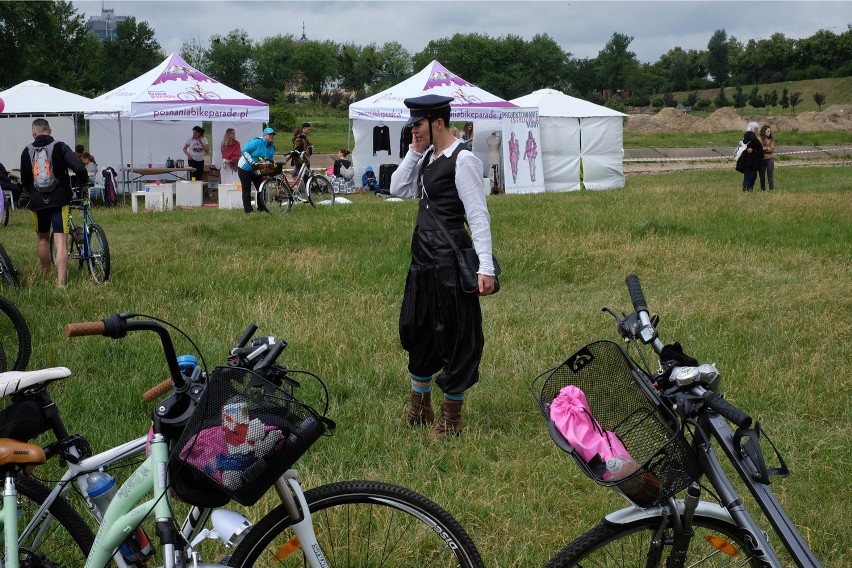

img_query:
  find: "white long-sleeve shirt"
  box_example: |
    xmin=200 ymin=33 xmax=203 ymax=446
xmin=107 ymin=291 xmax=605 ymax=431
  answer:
xmin=390 ymin=140 xmax=495 ymax=275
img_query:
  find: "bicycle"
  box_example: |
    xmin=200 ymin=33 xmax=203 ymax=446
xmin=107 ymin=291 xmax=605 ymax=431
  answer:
xmin=4 ymin=313 xmax=484 ymax=568
xmin=532 ymin=275 xmax=822 ymax=567
xmin=0 ymin=293 xmax=30 ymax=371
xmin=257 ymin=148 xmax=334 ymax=213
xmin=0 ymin=243 xmax=21 ymax=288
xmin=50 ymin=195 xmax=110 ymax=283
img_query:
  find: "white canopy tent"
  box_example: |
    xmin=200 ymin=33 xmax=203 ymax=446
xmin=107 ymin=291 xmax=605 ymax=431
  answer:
xmin=91 ymin=53 xmax=268 ymax=174
xmin=0 ymin=80 xmax=121 ymax=172
xmin=510 ymin=89 xmax=626 ymax=191
xmin=348 ymin=60 xmax=516 ymax=181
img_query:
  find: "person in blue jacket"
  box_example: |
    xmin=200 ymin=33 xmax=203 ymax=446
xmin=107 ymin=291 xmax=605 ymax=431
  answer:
xmin=237 ymin=127 xmax=276 ymax=213
xmin=361 ymin=166 xmax=380 ymax=191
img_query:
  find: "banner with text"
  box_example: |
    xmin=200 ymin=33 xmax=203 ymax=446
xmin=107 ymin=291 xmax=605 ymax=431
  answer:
xmin=501 ymin=108 xmax=544 ymax=194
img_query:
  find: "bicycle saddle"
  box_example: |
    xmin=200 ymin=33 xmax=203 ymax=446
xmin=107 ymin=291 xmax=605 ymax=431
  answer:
xmin=0 ymin=367 xmax=72 ymax=397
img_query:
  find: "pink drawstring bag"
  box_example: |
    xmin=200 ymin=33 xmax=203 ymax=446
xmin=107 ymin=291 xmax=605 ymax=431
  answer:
xmin=549 ymin=384 xmax=630 ymax=464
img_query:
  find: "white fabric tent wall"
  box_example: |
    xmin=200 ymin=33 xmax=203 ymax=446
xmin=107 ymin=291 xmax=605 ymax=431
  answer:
xmin=89 ymin=118 xmax=187 ymax=172
xmin=510 ymin=89 xmax=626 ymax=191
xmin=0 ymin=117 xmax=75 ymax=172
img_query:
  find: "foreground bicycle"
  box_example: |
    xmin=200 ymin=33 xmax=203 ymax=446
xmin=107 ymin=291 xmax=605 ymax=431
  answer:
xmin=0 ymin=293 xmax=30 ymax=371
xmin=2 ymin=313 xmax=484 ymax=568
xmin=532 ymin=275 xmax=821 ymax=567
xmin=0 ymin=243 xmax=21 ymax=288
xmin=50 ymin=196 xmax=110 ymax=283
xmin=257 ymin=147 xmax=334 ymax=212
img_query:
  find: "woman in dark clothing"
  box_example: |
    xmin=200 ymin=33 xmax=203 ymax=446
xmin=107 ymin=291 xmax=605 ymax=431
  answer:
xmin=737 ymin=121 xmax=763 ymax=192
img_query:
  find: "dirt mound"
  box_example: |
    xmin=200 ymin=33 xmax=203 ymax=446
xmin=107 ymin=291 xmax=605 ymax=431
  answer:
xmin=625 ymin=104 xmax=852 ymax=133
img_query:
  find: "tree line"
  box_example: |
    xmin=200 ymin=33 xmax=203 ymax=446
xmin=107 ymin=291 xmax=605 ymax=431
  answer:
xmin=2 ymin=1 xmax=850 ymax=109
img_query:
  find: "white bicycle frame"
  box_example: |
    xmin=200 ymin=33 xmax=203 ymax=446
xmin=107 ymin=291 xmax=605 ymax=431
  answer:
xmin=14 ymin=434 xmax=329 ymax=568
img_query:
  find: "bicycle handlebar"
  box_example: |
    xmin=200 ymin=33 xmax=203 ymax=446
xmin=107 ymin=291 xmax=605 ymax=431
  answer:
xmin=142 ymin=379 xmax=174 ymax=403
xmin=623 ymin=275 xmax=753 ymax=428
xmin=66 ymin=314 xmax=185 ymax=393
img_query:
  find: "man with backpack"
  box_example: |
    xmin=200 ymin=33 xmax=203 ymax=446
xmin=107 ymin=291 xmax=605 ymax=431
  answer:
xmin=20 ymin=118 xmax=87 ymax=287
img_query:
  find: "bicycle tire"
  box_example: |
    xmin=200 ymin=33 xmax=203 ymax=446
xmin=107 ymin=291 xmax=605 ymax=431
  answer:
xmin=258 ymin=178 xmax=286 ymax=213
xmin=86 ymin=223 xmax=110 ymax=283
xmin=227 ymin=480 xmax=485 ymax=568
xmin=546 ymin=513 xmax=759 ymax=567
xmin=15 ymin=474 xmax=95 ymax=568
xmin=0 ymin=293 xmax=31 ymax=371
xmin=0 ymin=243 xmax=20 ymax=287
xmin=309 ymin=176 xmax=334 ymax=206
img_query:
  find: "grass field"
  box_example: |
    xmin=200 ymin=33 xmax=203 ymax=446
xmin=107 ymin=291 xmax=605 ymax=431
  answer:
xmin=2 ymin=164 xmax=850 ymax=566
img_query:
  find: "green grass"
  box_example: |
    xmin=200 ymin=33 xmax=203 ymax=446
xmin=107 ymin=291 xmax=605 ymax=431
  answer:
xmin=2 ymin=165 xmax=850 ymax=566
xmin=623 ymin=129 xmax=852 ymax=148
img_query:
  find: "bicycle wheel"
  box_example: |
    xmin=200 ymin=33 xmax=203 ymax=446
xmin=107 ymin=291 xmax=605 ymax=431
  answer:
xmin=259 ymin=178 xmax=288 ymax=213
xmin=15 ymin=474 xmax=95 ymax=568
xmin=546 ymin=513 xmax=759 ymax=567
xmin=227 ymin=480 xmax=485 ymax=568
xmin=0 ymin=293 xmax=31 ymax=370
xmin=0 ymin=243 xmax=20 ymax=287
xmin=86 ymin=223 xmax=110 ymax=283
xmin=309 ymin=176 xmax=334 ymax=206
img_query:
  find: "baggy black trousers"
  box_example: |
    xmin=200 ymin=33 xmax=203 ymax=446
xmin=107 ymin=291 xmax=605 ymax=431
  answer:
xmin=399 ymin=227 xmax=484 ymax=396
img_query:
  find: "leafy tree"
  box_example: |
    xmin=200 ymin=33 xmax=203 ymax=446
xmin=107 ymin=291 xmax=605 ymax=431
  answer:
xmin=206 ymin=29 xmax=254 ymax=91
xmin=596 ymin=32 xmax=639 ymax=92
xmin=706 ymin=29 xmax=730 ymax=86
xmin=337 ymin=43 xmax=375 ymax=99
xmin=375 ymin=41 xmax=411 ymax=92
xmin=253 ymin=34 xmax=299 ymax=100
xmin=812 ymin=91 xmax=826 ymax=111
xmin=762 ymin=90 xmax=778 ymax=113
xmin=733 ymin=85 xmax=747 ymax=111
xmin=789 ymin=91 xmax=802 ymax=113
xmin=748 ymin=86 xmax=764 ymax=111
xmin=564 ymin=57 xmax=599 ymax=97
xmin=99 ymin=17 xmax=163 ymax=92
xmin=293 ymin=40 xmax=338 ymax=99
xmin=714 ymin=88 xmax=730 ymax=108
xmin=686 ymin=91 xmax=699 ymax=107
xmin=780 ymin=88 xmax=790 ymax=113
xmin=180 ymin=37 xmax=211 ymax=71
xmin=663 ymin=91 xmax=676 ymax=107
xmin=665 ymin=47 xmax=689 ymax=92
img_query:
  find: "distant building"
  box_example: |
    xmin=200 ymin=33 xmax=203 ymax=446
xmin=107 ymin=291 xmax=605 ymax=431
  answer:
xmin=86 ymin=6 xmax=127 ymax=41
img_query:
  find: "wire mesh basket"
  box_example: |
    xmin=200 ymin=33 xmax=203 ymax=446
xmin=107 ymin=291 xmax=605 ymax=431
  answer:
xmin=170 ymin=365 xmax=332 ymax=507
xmin=533 ymin=340 xmax=700 ymax=507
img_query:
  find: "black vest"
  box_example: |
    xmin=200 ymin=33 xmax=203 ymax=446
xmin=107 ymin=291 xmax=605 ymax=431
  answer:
xmin=416 ymin=145 xmax=466 ymax=231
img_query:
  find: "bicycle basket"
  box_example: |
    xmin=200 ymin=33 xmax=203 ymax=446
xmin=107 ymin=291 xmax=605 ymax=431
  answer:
xmin=170 ymin=365 xmax=333 ymax=507
xmin=256 ymin=162 xmax=282 ymax=176
xmin=533 ymin=340 xmax=700 ymax=507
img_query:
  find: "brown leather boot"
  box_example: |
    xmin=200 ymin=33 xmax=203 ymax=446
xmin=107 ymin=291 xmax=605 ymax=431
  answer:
xmin=430 ymin=399 xmax=464 ymax=439
xmin=407 ymin=391 xmax=434 ymax=426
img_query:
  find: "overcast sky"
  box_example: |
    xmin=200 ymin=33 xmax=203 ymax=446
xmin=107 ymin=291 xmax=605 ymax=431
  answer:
xmin=72 ymin=1 xmax=852 ymax=64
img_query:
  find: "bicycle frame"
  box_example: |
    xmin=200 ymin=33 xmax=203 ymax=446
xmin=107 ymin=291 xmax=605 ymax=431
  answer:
xmin=69 ymin=201 xmax=95 ymax=260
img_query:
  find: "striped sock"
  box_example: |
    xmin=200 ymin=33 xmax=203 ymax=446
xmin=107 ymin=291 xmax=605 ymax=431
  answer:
xmin=444 ymin=392 xmax=465 ymax=402
xmin=410 ymin=374 xmax=432 ymax=394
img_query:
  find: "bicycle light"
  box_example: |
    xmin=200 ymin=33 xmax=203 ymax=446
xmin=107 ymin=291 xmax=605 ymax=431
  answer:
xmin=211 ymin=509 xmax=252 ymax=547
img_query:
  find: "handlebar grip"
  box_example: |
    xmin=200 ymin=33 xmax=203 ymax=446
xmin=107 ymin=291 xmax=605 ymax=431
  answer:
xmin=65 ymin=321 xmax=106 ymax=337
xmin=704 ymin=391 xmax=752 ymax=428
xmin=143 ymin=379 xmax=173 ymax=403
xmin=626 ymin=274 xmax=649 ymax=314
xmin=234 ymin=324 xmax=258 ymax=350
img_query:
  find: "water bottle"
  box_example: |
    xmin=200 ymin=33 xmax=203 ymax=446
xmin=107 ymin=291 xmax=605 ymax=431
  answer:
xmin=86 ymin=471 xmax=118 ymax=518
xmin=602 ymin=455 xmax=639 ymax=481
xmin=86 ymin=471 xmax=155 ymax=562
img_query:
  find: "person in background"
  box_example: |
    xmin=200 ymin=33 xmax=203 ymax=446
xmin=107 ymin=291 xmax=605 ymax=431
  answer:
xmin=0 ymin=163 xmax=24 ymax=204
xmin=183 ymin=125 xmax=209 ymax=182
xmin=220 ymin=128 xmax=241 ymax=186
xmin=459 ymin=122 xmax=473 ymax=143
xmin=237 ymin=127 xmax=275 ymax=214
xmin=74 ymin=144 xmax=85 ymax=161
xmin=759 ymin=124 xmax=775 ymax=191
xmin=332 ymin=149 xmax=355 ymax=193
xmin=290 ymin=122 xmax=312 ymax=179
xmin=737 ymin=121 xmax=763 ymax=192
xmin=80 ymin=152 xmax=98 ymax=186
xmin=389 ymin=94 xmax=497 ymax=439
xmin=20 ymin=118 xmax=87 ymax=287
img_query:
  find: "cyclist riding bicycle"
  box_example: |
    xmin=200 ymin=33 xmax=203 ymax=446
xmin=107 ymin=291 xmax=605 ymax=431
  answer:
xmin=237 ymin=127 xmax=276 ymax=214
